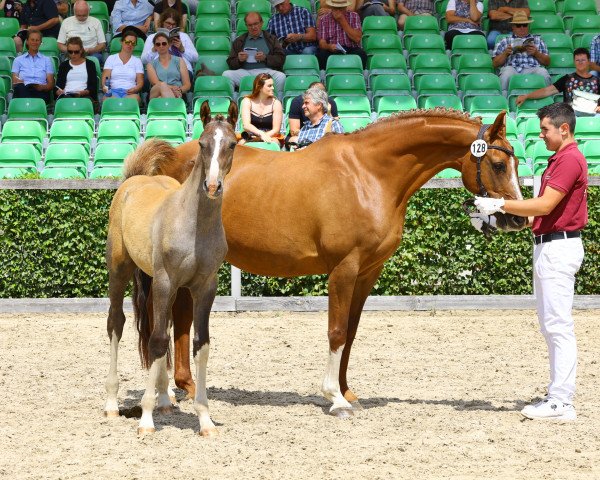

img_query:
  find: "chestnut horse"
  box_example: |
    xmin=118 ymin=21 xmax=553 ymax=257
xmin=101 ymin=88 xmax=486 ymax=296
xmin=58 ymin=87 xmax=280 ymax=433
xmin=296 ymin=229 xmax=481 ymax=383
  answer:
xmin=135 ymin=109 xmax=526 ymax=418
xmin=103 ymin=102 xmax=238 ymax=436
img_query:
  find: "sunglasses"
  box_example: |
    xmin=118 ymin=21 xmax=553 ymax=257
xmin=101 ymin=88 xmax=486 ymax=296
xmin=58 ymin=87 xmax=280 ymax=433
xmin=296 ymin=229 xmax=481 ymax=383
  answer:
xmin=154 ymin=41 xmax=168 ymax=46
xmin=123 ymin=39 xmax=136 ymax=45
xmin=67 ymin=49 xmax=81 ymax=54
xmin=513 ymin=24 xmax=529 ymax=27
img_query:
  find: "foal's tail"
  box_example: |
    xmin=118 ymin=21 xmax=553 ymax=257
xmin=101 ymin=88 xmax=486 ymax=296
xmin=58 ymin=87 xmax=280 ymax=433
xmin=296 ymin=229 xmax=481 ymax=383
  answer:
xmin=123 ymin=138 xmax=178 ymax=179
xmin=132 ymin=268 xmax=171 ymax=369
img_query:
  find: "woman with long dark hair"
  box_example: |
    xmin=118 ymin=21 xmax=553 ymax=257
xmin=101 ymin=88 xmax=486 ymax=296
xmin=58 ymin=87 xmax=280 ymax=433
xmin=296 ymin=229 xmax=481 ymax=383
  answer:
xmin=239 ymin=73 xmax=283 ymax=145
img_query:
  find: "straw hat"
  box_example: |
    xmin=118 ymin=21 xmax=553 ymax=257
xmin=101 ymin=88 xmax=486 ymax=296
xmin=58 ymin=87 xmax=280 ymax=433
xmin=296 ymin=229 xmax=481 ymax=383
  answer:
xmin=510 ymin=11 xmax=533 ymax=24
xmin=326 ymin=0 xmax=352 ymax=7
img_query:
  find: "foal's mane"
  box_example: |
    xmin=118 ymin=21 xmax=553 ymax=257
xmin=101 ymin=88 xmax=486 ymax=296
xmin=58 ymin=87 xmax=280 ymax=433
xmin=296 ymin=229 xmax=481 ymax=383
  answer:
xmin=345 ymin=108 xmax=483 ymax=136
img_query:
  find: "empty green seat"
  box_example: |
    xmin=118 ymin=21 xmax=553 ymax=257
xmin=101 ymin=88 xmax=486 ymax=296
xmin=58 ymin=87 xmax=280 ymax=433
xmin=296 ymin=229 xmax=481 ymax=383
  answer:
xmin=403 ymin=15 xmax=439 ymax=42
xmin=145 ymin=120 xmax=187 ymax=144
xmin=194 ymin=16 xmax=231 ymax=37
xmin=456 ymin=54 xmax=495 ymax=87
xmin=195 ymin=35 xmax=231 ymax=56
xmin=283 ymin=74 xmax=320 ymax=103
xmin=94 ymin=143 xmax=135 ymax=167
xmin=436 ymin=168 xmax=461 ymax=179
xmin=327 ymin=74 xmax=367 ymax=96
xmin=469 ymin=95 xmax=509 ymax=116
xmin=574 ymin=117 xmax=600 ymax=141
xmin=0 ymin=36 xmax=16 ymax=61
xmin=338 ymin=116 xmax=371 ymax=132
xmin=146 ymin=98 xmax=187 ymax=126
xmin=367 ymin=53 xmax=407 ymax=79
xmin=569 ymin=15 xmax=600 ymax=42
xmin=0 ymin=143 xmax=40 ymax=175
xmin=7 ymin=98 xmax=48 ymax=130
xmin=283 ymin=54 xmax=320 ymax=76
xmin=193 ymin=75 xmax=234 ymax=104
xmin=507 ymin=74 xmax=548 ymax=111
xmin=88 ymin=1 xmax=110 ymax=32
xmin=49 ymin=120 xmax=94 ymax=153
xmin=97 ymin=120 xmax=140 ymax=145
xmin=450 ymin=35 xmax=488 ymax=70
xmin=53 ymin=97 xmax=95 ymax=129
xmin=530 ymin=14 xmax=565 ymax=34
xmin=334 ymin=96 xmax=372 ymax=117
xmin=0 ymin=17 xmax=19 ymax=37
xmin=43 ymin=143 xmax=88 ymax=175
xmin=541 ymin=33 xmax=574 ymax=54
xmin=325 ymin=54 xmax=364 ymax=78
xmin=0 ymin=121 xmax=46 ymax=153
xmin=461 ymin=74 xmax=502 ymax=111
xmin=371 ymin=74 xmax=411 ymax=110
xmin=412 ymin=53 xmax=452 ymax=84
xmin=100 ymin=98 xmax=141 ymax=126
xmin=196 ymin=0 xmax=231 ymax=19
xmin=236 ymin=0 xmax=272 ymax=21
xmin=40 ymin=167 xmax=86 ymax=179
xmin=363 ymin=34 xmax=403 ymax=57
xmin=196 ymin=55 xmax=229 ymax=76
xmin=376 ymin=95 xmax=417 ymax=116
xmin=415 ymin=73 xmax=457 ymax=108
xmin=528 ymin=0 xmax=557 ymax=13
xmin=406 ymin=34 xmax=445 ymax=70
xmin=424 ymin=95 xmax=463 ymax=110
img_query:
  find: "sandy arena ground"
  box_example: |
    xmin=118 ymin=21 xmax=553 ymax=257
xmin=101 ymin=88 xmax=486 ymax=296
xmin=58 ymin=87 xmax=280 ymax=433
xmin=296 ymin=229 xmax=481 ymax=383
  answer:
xmin=1 ymin=309 xmax=599 ymax=480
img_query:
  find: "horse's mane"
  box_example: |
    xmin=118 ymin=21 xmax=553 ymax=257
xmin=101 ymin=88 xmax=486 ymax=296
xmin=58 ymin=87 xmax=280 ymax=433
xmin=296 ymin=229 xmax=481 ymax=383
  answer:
xmin=343 ymin=108 xmax=483 ymax=136
xmin=122 ymin=138 xmax=180 ymax=179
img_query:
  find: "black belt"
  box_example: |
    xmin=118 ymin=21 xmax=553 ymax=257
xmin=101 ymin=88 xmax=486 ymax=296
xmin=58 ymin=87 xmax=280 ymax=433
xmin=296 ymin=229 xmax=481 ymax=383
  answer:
xmin=534 ymin=231 xmax=581 ymax=245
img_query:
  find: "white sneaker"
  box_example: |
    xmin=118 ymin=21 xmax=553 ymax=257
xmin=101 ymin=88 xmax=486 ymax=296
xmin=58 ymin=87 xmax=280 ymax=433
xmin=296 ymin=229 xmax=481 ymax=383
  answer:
xmin=521 ymin=398 xmax=577 ymax=421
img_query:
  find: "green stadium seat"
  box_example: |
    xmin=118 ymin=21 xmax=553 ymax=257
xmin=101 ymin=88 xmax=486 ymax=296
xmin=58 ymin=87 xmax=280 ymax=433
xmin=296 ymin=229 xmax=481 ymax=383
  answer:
xmin=461 ymin=74 xmax=502 ymax=111
xmin=334 ymin=96 xmax=372 ymax=117
xmin=412 ymin=53 xmax=452 ymax=84
xmin=191 ymin=121 xmax=205 ymax=139
xmin=548 ymin=52 xmax=575 ymax=80
xmin=529 ymin=14 xmax=565 ymax=34
xmin=424 ymin=94 xmax=463 ymax=110
xmin=93 ymin=143 xmax=135 ymax=168
xmin=89 ymin=167 xmax=123 ymax=179
xmin=0 ymin=17 xmax=19 ymax=37
xmin=367 ymin=53 xmax=407 ymax=80
xmin=244 ymin=141 xmax=281 ymax=151
xmin=97 ymin=120 xmax=140 ymax=145
xmin=327 ymin=74 xmax=367 ymax=97
xmin=540 ymin=33 xmax=574 ymax=54
xmin=436 ymin=168 xmax=461 ymax=178
xmin=196 ymin=0 xmax=231 ymax=19
xmin=100 ymin=98 xmax=141 ymax=127
xmin=518 ymin=164 xmax=534 ymax=176
xmin=238 ymin=74 xmax=258 ymax=99
xmin=363 ymin=34 xmax=403 ymax=58
xmin=516 ymin=97 xmax=554 ymax=129
xmin=194 ymin=16 xmax=232 ymax=37
xmin=0 ymin=36 xmax=16 ymax=61
xmin=415 ymin=73 xmax=457 ymax=108
xmin=362 ymin=15 xmax=397 ymax=41
xmin=196 ymin=54 xmax=230 ymax=76
xmin=144 ymin=119 xmax=187 ymax=145
xmin=40 ymin=167 xmax=86 ymax=179
xmin=572 ymin=32 xmax=597 ymax=49
xmin=508 ymin=140 xmax=526 ymax=163
xmin=403 ymin=15 xmax=439 ymax=42
xmin=43 ymin=143 xmax=88 ymax=176
xmin=282 ymin=74 xmax=320 ymax=103
xmin=146 ymin=98 xmax=187 ymax=127
xmin=195 ymin=35 xmax=231 ymax=56
xmin=507 ymin=73 xmax=548 ymax=111
xmin=469 ymin=95 xmax=509 ymax=117
xmin=338 ymin=116 xmax=371 ymax=132
xmin=371 ymin=74 xmax=411 ymax=110
xmin=325 ymin=54 xmax=364 ymax=79
xmin=563 ymin=3 xmax=598 ymax=31
xmin=49 ymin=120 xmax=94 ymax=153
xmin=7 ymin=98 xmax=48 ymax=131
xmin=0 ymin=80 xmax=6 ymax=114
xmin=193 ymin=75 xmax=234 ymax=104
xmin=193 ymin=97 xmax=234 ymax=120
xmin=528 ymin=0 xmax=557 ymax=14
xmin=406 ymin=34 xmax=445 ymax=70
xmin=291 ymin=0 xmax=312 ymax=10
xmin=376 ymin=95 xmax=417 ymax=116
xmin=574 ymin=117 xmax=600 ymax=141
xmin=283 ymin=54 xmax=320 ymax=77
xmin=88 ymin=1 xmax=110 ymax=32
xmin=0 ymin=120 xmax=46 ymax=153
xmin=53 ymin=97 xmax=95 ymax=129
xmin=450 ymin=34 xmax=488 ymax=70
xmin=236 ymin=0 xmax=272 ymax=21
xmin=456 ymin=54 xmax=494 ymax=88
xmin=522 ymin=117 xmax=541 ymax=147
xmin=569 ymin=15 xmax=600 ymax=43
xmin=582 ymin=140 xmax=600 ymax=169
xmin=0 ymin=143 xmax=40 ymax=176
xmin=532 ymin=141 xmax=554 ymax=174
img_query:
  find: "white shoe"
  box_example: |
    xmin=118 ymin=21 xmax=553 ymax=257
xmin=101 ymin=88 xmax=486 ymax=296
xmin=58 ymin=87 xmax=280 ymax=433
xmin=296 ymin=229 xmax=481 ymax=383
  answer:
xmin=521 ymin=398 xmax=577 ymax=421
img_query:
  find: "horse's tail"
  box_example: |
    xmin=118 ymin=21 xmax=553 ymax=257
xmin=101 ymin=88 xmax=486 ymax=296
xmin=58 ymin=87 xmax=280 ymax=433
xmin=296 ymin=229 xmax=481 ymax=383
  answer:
xmin=123 ymin=138 xmax=178 ymax=179
xmin=132 ymin=268 xmax=172 ymax=370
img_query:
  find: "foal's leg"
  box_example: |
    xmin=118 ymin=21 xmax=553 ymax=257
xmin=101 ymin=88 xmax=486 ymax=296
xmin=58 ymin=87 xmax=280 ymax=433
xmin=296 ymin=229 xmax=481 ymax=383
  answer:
xmin=191 ymin=276 xmax=219 ymax=437
xmin=322 ymin=260 xmax=359 ymax=418
xmin=104 ymin=258 xmax=135 ymax=417
xmin=138 ymin=273 xmax=176 ymax=435
xmin=172 ymin=288 xmax=196 ymax=398
xmin=339 ymin=266 xmax=384 ymax=409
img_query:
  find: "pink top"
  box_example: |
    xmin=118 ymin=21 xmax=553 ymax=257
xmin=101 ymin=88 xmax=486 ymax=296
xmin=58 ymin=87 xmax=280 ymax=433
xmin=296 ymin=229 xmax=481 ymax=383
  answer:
xmin=532 ymin=142 xmax=588 ymax=235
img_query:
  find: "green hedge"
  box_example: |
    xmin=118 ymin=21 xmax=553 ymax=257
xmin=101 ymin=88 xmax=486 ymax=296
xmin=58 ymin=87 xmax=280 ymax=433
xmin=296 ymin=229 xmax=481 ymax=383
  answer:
xmin=0 ymin=187 xmax=598 ymax=298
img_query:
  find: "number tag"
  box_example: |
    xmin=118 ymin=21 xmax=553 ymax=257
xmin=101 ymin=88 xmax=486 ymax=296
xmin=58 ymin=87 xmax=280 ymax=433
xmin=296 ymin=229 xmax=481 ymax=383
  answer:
xmin=470 ymin=140 xmax=488 ymax=157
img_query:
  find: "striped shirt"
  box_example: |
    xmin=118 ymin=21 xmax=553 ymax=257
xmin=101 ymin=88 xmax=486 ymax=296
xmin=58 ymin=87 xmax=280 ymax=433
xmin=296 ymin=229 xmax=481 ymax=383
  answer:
xmin=493 ymin=33 xmax=549 ymax=72
xmin=297 ymin=114 xmax=344 ymax=145
xmin=268 ymin=5 xmax=316 ymax=54
xmin=590 ymin=34 xmax=600 ymax=65
xmin=398 ymin=0 xmax=434 ymax=14
xmin=318 ymin=11 xmax=362 ymax=48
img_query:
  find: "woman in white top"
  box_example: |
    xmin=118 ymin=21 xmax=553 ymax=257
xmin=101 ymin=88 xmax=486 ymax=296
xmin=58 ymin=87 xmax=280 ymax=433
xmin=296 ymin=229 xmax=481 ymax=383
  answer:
xmin=141 ymin=9 xmax=197 ymax=80
xmin=445 ymin=0 xmax=485 ymax=50
xmin=55 ymin=36 xmax=99 ymax=106
xmin=239 ymin=73 xmax=283 ymax=145
xmin=101 ymin=30 xmax=144 ymax=103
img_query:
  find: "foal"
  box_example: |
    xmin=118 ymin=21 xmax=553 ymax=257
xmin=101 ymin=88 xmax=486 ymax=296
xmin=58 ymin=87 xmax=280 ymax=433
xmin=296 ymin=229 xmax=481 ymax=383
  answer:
xmin=103 ymin=101 xmax=238 ymax=436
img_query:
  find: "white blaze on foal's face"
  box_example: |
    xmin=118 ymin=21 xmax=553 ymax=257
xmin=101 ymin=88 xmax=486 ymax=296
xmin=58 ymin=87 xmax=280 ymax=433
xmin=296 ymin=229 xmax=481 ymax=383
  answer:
xmin=208 ymin=127 xmax=224 ymax=187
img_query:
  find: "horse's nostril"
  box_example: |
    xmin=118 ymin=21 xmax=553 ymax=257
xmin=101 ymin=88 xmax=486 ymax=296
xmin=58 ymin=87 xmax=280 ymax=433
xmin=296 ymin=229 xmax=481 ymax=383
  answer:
xmin=202 ymin=180 xmax=208 ymax=192
xmin=216 ymin=181 xmax=222 ymax=193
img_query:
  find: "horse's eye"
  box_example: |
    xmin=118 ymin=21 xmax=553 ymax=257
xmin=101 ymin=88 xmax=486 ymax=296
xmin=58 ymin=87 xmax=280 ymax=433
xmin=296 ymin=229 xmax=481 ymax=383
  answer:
xmin=492 ymin=162 xmax=506 ymax=173
xmin=229 ymin=142 xmax=237 ymax=149
xmin=199 ymin=142 xmax=208 ymax=150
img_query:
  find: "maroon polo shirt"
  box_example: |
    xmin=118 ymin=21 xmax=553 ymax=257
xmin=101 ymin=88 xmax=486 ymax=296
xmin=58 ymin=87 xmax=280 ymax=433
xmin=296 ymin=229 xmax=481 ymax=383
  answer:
xmin=532 ymin=142 xmax=588 ymax=236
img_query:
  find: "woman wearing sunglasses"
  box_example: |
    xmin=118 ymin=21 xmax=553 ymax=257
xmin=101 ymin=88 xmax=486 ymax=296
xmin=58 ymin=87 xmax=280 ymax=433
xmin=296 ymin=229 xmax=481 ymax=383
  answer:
xmin=101 ymin=29 xmax=144 ymax=103
xmin=55 ymin=36 xmax=98 ymax=107
xmin=146 ymin=31 xmax=191 ymax=99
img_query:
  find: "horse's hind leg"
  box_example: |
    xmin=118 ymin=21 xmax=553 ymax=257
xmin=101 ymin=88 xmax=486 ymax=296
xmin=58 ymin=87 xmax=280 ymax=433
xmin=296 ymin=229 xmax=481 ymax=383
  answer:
xmin=191 ymin=276 xmax=218 ymax=437
xmin=104 ymin=255 xmax=136 ymax=417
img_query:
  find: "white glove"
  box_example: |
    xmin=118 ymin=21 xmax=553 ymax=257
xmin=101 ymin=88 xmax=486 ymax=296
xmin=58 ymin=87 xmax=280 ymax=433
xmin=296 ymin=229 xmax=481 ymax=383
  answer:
xmin=469 ymin=213 xmax=497 ymax=233
xmin=474 ymin=196 xmax=505 ymax=216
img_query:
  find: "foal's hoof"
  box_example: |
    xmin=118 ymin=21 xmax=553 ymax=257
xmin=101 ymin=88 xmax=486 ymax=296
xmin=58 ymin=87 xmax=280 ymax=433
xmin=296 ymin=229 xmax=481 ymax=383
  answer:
xmin=199 ymin=427 xmax=219 ymax=438
xmin=350 ymin=400 xmax=364 ymax=411
xmin=169 ymin=395 xmax=177 ymax=404
xmin=157 ymin=406 xmax=174 ymax=415
xmin=137 ymin=427 xmax=156 ymax=436
xmin=330 ymin=407 xmax=355 ymax=419
xmin=104 ymin=410 xmax=120 ymax=418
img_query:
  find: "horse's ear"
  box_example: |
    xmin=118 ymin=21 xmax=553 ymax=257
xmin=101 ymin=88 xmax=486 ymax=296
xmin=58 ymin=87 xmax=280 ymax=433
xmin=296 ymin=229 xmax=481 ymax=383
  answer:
xmin=227 ymin=101 xmax=239 ymax=129
xmin=487 ymin=110 xmax=507 ymax=141
xmin=200 ymin=100 xmax=211 ymax=127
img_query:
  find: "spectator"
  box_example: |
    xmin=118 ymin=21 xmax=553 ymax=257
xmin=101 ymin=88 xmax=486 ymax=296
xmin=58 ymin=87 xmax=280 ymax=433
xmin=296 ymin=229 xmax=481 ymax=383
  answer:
xmin=239 ymin=73 xmax=283 ymax=145
xmin=291 ymin=87 xmax=344 ymax=149
xmin=287 ymin=81 xmax=338 ymax=142
xmin=355 ymin=0 xmax=395 ymax=22
xmin=268 ymin=0 xmax=318 ymax=55
xmin=146 ymin=32 xmax=191 ymax=99
xmin=317 ymin=0 xmax=357 ymax=22
xmin=486 ymin=0 xmax=530 ymax=49
xmin=153 ymin=0 xmax=188 ymax=32
xmin=589 ymin=33 xmax=600 ymax=77
xmin=142 ymin=8 xmax=197 ymax=81
xmin=101 ymin=30 xmax=144 ymax=103
xmin=111 ymin=0 xmax=154 ymax=40
xmin=317 ymin=0 xmax=367 ymax=70
xmin=54 ymin=0 xmax=68 ymax=18
xmin=516 ymin=48 xmax=600 ymax=114
xmin=396 ymin=0 xmax=434 ymax=31
xmin=444 ymin=0 xmax=485 ymax=51
xmin=57 ymin=0 xmax=106 ymax=64
xmin=223 ymin=12 xmax=286 ymax=95
xmin=492 ymin=11 xmax=550 ymax=91
xmin=11 ymin=29 xmax=55 ymax=102
xmin=13 ymin=0 xmax=60 ymax=53
xmin=1 ymin=0 xmax=20 ymax=18
xmin=55 ymin=36 xmax=99 ymax=108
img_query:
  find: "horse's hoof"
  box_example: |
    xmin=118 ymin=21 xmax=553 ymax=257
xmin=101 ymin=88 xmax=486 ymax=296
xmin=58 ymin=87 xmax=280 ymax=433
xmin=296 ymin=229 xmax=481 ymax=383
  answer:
xmin=157 ymin=406 xmax=173 ymax=415
xmin=350 ymin=400 xmax=364 ymax=411
xmin=137 ymin=427 xmax=156 ymax=436
xmin=169 ymin=395 xmax=177 ymax=404
xmin=330 ymin=407 xmax=354 ymax=419
xmin=199 ymin=428 xmax=219 ymax=437
xmin=104 ymin=410 xmax=120 ymax=418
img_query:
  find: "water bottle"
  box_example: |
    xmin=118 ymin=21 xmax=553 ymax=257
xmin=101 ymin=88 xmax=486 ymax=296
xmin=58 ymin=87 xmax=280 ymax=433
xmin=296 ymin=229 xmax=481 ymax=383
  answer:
xmin=104 ymin=77 xmax=112 ymax=97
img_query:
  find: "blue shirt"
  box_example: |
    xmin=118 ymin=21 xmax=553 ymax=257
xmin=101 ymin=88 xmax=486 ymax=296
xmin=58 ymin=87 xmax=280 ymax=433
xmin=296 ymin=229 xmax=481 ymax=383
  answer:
xmin=297 ymin=114 xmax=344 ymax=145
xmin=493 ymin=33 xmax=549 ymax=72
xmin=590 ymin=34 xmax=600 ymax=65
xmin=111 ymin=0 xmax=154 ymax=34
xmin=267 ymin=5 xmax=316 ymax=54
xmin=11 ymin=52 xmax=54 ymax=85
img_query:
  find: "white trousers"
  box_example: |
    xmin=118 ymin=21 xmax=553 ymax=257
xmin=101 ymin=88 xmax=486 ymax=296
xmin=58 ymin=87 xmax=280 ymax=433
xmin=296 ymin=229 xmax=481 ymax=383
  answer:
xmin=499 ymin=65 xmax=552 ymax=91
xmin=533 ymin=237 xmax=584 ymax=404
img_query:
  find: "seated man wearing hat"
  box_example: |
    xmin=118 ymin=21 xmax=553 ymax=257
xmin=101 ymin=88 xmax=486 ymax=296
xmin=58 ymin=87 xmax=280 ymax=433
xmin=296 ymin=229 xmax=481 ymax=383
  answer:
xmin=492 ymin=11 xmax=551 ymax=91
xmin=268 ymin=0 xmax=318 ymax=55
xmin=317 ymin=0 xmax=367 ymax=70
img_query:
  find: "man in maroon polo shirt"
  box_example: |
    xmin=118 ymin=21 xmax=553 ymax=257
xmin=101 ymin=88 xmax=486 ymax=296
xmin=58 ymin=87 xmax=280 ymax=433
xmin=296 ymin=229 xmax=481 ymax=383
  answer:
xmin=474 ymin=103 xmax=588 ymax=421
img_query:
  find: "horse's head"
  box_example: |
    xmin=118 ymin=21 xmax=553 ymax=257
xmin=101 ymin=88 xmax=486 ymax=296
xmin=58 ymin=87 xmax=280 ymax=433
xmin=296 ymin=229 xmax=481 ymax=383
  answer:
xmin=462 ymin=111 xmax=527 ymax=232
xmin=198 ymin=100 xmax=238 ymax=199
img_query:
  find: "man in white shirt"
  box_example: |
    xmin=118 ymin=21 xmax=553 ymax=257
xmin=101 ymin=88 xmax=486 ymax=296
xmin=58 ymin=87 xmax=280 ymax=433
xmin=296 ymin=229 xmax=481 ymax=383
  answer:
xmin=57 ymin=0 xmax=106 ymax=63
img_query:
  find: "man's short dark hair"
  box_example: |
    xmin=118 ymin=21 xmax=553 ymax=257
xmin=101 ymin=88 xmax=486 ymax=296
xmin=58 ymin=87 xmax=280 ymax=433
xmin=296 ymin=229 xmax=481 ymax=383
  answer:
xmin=537 ymin=102 xmax=576 ymax=134
xmin=573 ymin=47 xmax=590 ymax=59
xmin=26 ymin=29 xmax=42 ymax=41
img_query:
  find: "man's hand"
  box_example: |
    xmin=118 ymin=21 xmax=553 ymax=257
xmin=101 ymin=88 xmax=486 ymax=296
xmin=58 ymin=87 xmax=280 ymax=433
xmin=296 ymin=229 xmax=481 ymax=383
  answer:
xmin=474 ymin=196 xmax=505 ymax=215
xmin=171 ymin=37 xmax=184 ymax=51
xmin=237 ymin=51 xmax=249 ymax=62
xmin=286 ymin=33 xmax=301 ymax=43
xmin=525 ymin=43 xmax=538 ymax=56
xmin=504 ymin=44 xmax=513 ymax=56
xmin=331 ymin=8 xmax=344 ymax=21
xmin=255 ymin=51 xmax=266 ymax=62
xmin=470 ymin=212 xmax=497 ymax=233
xmin=515 ymin=94 xmax=528 ymax=106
